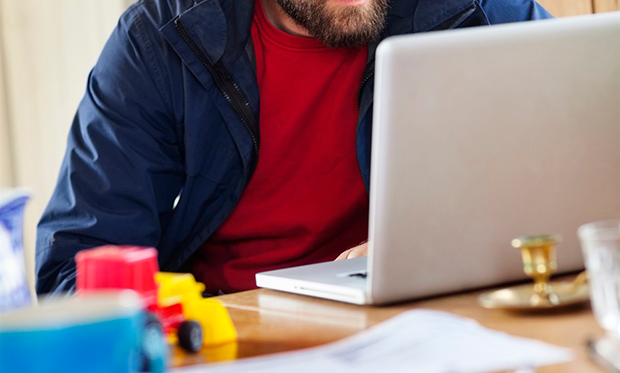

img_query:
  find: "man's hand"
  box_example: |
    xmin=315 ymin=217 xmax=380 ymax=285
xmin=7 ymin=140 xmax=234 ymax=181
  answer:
xmin=335 ymin=242 xmax=368 ymax=261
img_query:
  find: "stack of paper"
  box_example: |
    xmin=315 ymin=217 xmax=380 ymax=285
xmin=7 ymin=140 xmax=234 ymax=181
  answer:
xmin=173 ymin=310 xmax=573 ymax=373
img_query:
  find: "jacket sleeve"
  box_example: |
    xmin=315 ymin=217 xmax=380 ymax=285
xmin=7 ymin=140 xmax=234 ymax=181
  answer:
xmin=36 ymin=5 xmax=184 ymax=295
xmin=478 ymin=0 xmax=554 ymax=22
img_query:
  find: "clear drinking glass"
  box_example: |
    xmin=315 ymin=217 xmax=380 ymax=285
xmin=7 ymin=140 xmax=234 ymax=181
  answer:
xmin=578 ymin=219 xmax=620 ymax=341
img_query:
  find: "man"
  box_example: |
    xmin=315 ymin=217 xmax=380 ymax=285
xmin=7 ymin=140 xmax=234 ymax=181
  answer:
xmin=36 ymin=0 xmax=552 ymax=295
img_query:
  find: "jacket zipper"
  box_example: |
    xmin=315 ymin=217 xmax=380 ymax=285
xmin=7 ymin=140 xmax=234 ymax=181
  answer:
xmin=174 ymin=18 xmax=259 ymax=180
xmin=356 ymin=64 xmax=374 ymax=109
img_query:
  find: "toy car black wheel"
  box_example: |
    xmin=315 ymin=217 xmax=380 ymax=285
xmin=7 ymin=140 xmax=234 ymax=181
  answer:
xmin=141 ymin=312 xmax=166 ymax=372
xmin=177 ymin=320 xmax=203 ymax=353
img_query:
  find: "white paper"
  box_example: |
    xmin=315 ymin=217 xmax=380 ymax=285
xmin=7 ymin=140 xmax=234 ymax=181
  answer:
xmin=172 ymin=310 xmax=573 ymax=373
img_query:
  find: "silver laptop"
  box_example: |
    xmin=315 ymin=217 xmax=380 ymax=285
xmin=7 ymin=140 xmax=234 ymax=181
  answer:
xmin=256 ymin=12 xmax=620 ymax=305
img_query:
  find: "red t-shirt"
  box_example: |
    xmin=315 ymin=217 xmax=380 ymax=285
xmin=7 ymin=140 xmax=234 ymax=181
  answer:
xmin=191 ymin=0 xmax=369 ymax=294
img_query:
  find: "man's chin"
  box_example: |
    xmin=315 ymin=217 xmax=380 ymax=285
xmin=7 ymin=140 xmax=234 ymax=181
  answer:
xmin=276 ymin=0 xmax=389 ymax=48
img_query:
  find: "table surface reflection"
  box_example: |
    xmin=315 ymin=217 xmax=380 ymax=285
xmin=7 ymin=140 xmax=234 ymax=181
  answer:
xmin=172 ymin=275 xmax=604 ymax=372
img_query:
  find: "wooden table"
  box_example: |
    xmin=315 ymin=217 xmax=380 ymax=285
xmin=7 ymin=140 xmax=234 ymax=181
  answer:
xmin=172 ymin=280 xmax=605 ymax=372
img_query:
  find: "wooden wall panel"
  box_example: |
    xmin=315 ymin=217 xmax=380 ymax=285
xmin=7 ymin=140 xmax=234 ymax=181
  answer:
xmin=537 ymin=0 xmax=593 ymax=17
xmin=593 ymin=0 xmax=620 ymax=12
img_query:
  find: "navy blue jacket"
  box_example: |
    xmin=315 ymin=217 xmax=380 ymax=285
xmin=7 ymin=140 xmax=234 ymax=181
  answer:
xmin=36 ymin=0 xmax=552 ymax=295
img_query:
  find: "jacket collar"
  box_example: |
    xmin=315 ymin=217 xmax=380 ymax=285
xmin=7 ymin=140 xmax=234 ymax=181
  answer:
xmin=160 ymin=0 xmax=477 ymax=65
xmin=413 ymin=0 xmax=477 ymax=33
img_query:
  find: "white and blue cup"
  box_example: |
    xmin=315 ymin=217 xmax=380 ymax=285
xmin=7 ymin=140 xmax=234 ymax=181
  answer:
xmin=0 ymin=189 xmax=31 ymax=313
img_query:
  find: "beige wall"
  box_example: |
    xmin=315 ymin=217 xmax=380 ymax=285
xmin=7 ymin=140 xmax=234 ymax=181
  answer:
xmin=0 ymin=0 xmax=131 ymax=294
xmin=0 ymin=4 xmax=13 ymax=188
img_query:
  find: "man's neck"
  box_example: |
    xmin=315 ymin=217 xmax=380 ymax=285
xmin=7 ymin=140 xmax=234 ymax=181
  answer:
xmin=260 ymin=0 xmax=312 ymax=38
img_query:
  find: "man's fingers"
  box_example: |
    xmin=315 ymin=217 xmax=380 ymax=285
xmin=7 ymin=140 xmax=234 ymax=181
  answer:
xmin=347 ymin=244 xmax=368 ymax=259
xmin=335 ymin=242 xmax=368 ymax=261
xmin=335 ymin=248 xmax=354 ymax=261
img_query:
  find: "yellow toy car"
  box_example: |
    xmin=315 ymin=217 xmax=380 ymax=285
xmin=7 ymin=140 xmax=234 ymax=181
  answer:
xmin=155 ymin=272 xmax=237 ymax=347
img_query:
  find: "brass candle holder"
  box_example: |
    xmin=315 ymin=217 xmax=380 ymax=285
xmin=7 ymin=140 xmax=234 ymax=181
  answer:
xmin=511 ymin=235 xmax=561 ymax=306
xmin=478 ymin=234 xmax=590 ymax=310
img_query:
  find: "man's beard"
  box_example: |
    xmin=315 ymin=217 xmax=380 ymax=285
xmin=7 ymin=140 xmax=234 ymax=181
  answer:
xmin=274 ymin=0 xmax=390 ymax=49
